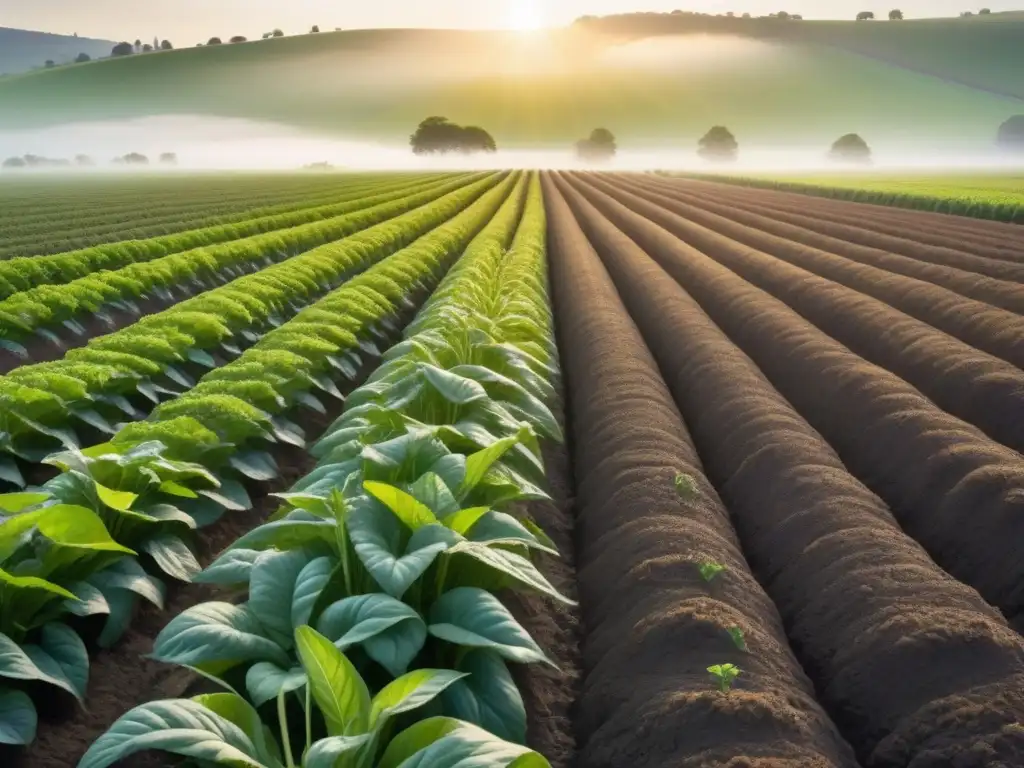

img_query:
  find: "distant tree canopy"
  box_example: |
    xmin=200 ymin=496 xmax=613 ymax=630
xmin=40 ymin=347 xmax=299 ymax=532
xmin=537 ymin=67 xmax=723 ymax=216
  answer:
xmin=44 ymin=60 xmax=55 ymax=68
xmin=112 ymin=42 xmax=134 ymax=56
xmin=75 ymin=52 xmax=92 ymax=63
xmin=829 ymin=133 xmax=872 ymax=163
xmin=576 ymin=128 xmax=617 ymax=161
xmin=856 ymin=11 xmax=875 ymax=20
xmin=115 ymin=152 xmax=150 ymax=165
xmin=310 ymin=25 xmax=320 ymax=33
xmin=997 ymin=115 xmax=1024 ymax=151
xmin=208 ymin=37 xmax=223 ymax=46
xmin=409 ymin=117 xmax=497 ymax=155
xmin=273 ymin=29 xmax=285 ymax=37
xmin=75 ymin=154 xmax=94 ymax=166
xmin=159 ymin=152 xmax=178 ymax=165
xmin=160 ymin=40 xmax=173 ymax=50
xmin=698 ymin=126 xmax=738 ymax=161
xmin=889 ymin=9 xmax=904 ymax=19
xmin=142 ymin=44 xmax=153 ymax=52
xmin=980 ymin=7 xmax=992 ymax=13
xmin=230 ymin=36 xmax=247 ymax=43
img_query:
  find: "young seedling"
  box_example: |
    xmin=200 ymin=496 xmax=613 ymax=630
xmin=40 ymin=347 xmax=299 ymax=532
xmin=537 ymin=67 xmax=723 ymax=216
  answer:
xmin=708 ymin=663 xmax=741 ymax=693
xmin=728 ymin=626 xmax=747 ymax=651
xmin=698 ymin=560 xmax=727 ymax=583
xmin=674 ymin=472 xmax=697 ymax=500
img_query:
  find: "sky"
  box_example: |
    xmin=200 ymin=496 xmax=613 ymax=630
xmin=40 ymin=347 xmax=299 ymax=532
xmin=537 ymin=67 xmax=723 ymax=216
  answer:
xmin=0 ymin=0 xmax=1018 ymax=42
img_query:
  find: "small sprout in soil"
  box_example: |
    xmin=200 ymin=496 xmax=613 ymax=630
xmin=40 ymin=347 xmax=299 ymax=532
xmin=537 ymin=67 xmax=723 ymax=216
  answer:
xmin=708 ymin=663 xmax=741 ymax=693
xmin=699 ymin=560 xmax=727 ymax=583
xmin=674 ymin=472 xmax=697 ymax=500
xmin=728 ymin=626 xmax=747 ymax=651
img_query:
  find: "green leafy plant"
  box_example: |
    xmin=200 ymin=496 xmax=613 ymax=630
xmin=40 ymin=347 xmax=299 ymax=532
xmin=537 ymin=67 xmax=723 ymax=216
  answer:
xmin=708 ymin=663 xmax=741 ymax=693
xmin=674 ymin=472 xmax=697 ymax=500
xmin=728 ymin=626 xmax=746 ymax=651
xmin=698 ymin=560 xmax=727 ymax=583
xmin=78 ymin=626 xmax=550 ymax=768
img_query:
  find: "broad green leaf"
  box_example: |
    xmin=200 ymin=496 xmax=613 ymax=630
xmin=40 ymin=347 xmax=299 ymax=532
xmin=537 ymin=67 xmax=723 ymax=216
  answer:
xmin=159 ymin=480 xmax=198 ymax=498
xmin=294 ymin=626 xmax=370 ymax=737
xmin=0 ymin=566 xmax=78 ymax=602
xmin=370 ymin=669 xmax=466 ymax=727
xmin=441 ymin=507 xmax=491 ymax=537
xmin=95 ymin=482 xmax=138 ymax=512
xmin=458 ymin=434 xmax=524 ymax=500
xmin=409 ymin=473 xmax=460 ymax=517
xmin=291 ymin=556 xmax=334 ymax=630
xmin=193 ymin=691 xmax=280 ymax=765
xmin=151 ymin=602 xmax=290 ymax=670
xmin=96 ymin=590 xmax=136 ymax=649
xmin=348 ymin=506 xmax=447 ymax=599
xmin=421 ymin=366 xmax=488 ymax=405
xmin=316 ymin=594 xmax=426 ymax=677
xmin=0 ymin=492 xmax=49 ymax=513
xmin=249 ymin=550 xmax=313 ymax=649
xmin=229 ymin=519 xmax=336 ymax=554
xmin=230 ymin=451 xmax=278 ymax=482
xmin=65 ymin=580 xmax=111 ymax=617
xmin=35 ymin=623 xmax=89 ymax=701
xmin=363 ymin=482 xmax=437 ymax=531
xmin=0 ymin=632 xmax=80 ymax=697
xmin=305 ymin=734 xmax=372 ymax=768
xmin=440 ymin=651 xmax=526 ymax=744
xmin=195 ymin=549 xmax=263 ymax=586
xmin=76 ymin=698 xmax=266 ymax=768
xmin=35 ymin=505 xmax=135 ymax=555
xmin=380 ymin=717 xmax=550 ymax=768
xmin=464 ymin=512 xmax=557 ymax=555
xmin=245 ymin=662 xmax=306 ymax=708
xmin=448 ymin=543 xmax=572 ymax=605
xmin=428 ymin=588 xmax=552 ymax=666
xmin=200 ymin=477 xmax=252 ymax=512
xmin=0 ymin=459 xmax=25 ymax=489
xmin=90 ymin=558 xmax=165 ymax=608
xmin=144 ymin=534 xmax=201 ymax=582
xmin=0 ymin=687 xmax=36 ymax=745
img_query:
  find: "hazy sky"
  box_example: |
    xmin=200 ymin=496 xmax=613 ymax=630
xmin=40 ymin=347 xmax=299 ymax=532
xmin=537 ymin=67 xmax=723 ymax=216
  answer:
xmin=1 ymin=1 xmax=1017 ymax=41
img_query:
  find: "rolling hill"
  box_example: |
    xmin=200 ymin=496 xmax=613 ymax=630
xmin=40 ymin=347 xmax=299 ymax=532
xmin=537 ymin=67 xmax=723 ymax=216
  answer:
xmin=0 ymin=27 xmax=115 ymax=76
xmin=0 ymin=15 xmax=1021 ymax=149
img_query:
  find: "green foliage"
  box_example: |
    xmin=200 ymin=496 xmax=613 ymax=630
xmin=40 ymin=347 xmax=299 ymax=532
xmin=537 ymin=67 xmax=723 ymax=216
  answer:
xmin=707 ymin=663 xmax=741 ymax=693
xmin=698 ymin=560 xmax=727 ymax=583
xmin=728 ymin=626 xmax=746 ymax=651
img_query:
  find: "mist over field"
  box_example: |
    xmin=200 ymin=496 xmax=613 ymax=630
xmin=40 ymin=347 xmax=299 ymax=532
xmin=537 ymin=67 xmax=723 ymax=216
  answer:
xmin=1 ymin=112 xmax=1020 ymax=173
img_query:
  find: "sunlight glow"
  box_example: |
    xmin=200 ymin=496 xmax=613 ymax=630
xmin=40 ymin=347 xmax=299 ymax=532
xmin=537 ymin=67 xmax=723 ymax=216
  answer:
xmin=504 ymin=0 xmax=546 ymax=31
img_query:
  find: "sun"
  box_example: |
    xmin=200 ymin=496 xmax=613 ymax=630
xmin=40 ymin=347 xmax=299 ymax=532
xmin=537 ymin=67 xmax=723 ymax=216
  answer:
xmin=504 ymin=0 xmax=546 ymax=32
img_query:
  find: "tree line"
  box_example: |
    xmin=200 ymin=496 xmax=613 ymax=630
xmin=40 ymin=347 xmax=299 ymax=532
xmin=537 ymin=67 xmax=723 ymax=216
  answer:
xmin=2 ymin=152 xmax=178 ymax=171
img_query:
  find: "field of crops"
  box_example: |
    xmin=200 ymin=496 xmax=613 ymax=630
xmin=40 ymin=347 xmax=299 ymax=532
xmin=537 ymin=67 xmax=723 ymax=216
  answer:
xmin=678 ymin=171 xmax=1024 ymax=223
xmin=1 ymin=170 xmax=1023 ymax=767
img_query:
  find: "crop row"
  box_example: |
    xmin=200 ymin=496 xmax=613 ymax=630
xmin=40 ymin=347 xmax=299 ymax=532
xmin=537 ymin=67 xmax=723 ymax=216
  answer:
xmin=543 ymin=175 xmax=857 ymax=767
xmin=0 ymin=174 xmax=479 ymax=365
xmin=667 ymin=175 xmax=1024 ymax=265
xmin=3 ymin=172 xmax=567 ymax=767
xmin=0 ymin=173 xmax=502 ymax=490
xmin=0 ymin=173 xmax=397 ymax=237
xmin=554 ymin=171 xmax=1024 ymax=766
xmin=676 ymin=173 xmax=1024 ymax=224
xmin=0 ymin=173 xmax=474 ymax=302
xmin=587 ymin=174 xmax=1024 ymax=621
xmin=0 ymin=172 xmax=524 ymax=750
xmin=1 ymin=173 xmax=438 ymax=259
xmin=588 ymin=175 xmax=1024 ymax=453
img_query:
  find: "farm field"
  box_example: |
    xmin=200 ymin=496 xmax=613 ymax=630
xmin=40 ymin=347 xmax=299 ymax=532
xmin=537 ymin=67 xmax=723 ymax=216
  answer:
xmin=678 ymin=171 xmax=1024 ymax=222
xmin=1 ymin=170 xmax=1024 ymax=768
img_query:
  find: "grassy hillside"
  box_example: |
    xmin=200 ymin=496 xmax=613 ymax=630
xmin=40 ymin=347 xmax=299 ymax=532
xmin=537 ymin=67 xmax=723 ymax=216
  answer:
xmin=0 ymin=21 xmax=1021 ymax=148
xmin=0 ymin=28 xmax=114 ymax=76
